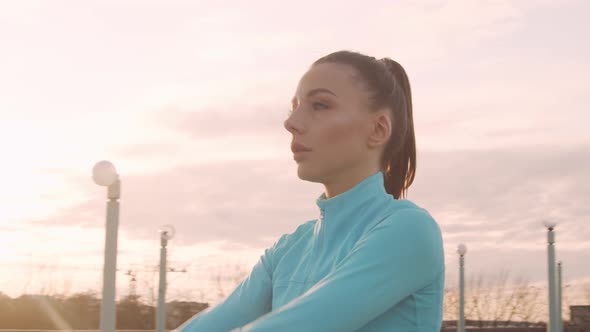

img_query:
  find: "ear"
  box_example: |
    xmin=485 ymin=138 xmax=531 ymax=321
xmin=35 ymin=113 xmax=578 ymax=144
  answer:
xmin=366 ymin=109 xmax=392 ymax=149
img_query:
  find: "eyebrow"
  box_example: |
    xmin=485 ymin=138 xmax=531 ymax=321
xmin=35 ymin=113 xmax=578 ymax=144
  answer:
xmin=291 ymin=88 xmax=337 ymax=105
xmin=306 ymin=88 xmax=337 ymax=97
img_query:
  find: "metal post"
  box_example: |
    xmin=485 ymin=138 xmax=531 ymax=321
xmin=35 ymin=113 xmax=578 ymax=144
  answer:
xmin=548 ymin=228 xmax=557 ymax=332
xmin=156 ymin=235 xmax=168 ymax=332
xmin=100 ymin=178 xmax=120 ymax=332
xmin=459 ymin=254 xmax=465 ymax=332
xmin=557 ymin=262 xmax=562 ymax=332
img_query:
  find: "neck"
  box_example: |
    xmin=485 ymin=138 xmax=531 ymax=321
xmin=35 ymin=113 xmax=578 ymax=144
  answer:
xmin=322 ymin=165 xmax=382 ymax=199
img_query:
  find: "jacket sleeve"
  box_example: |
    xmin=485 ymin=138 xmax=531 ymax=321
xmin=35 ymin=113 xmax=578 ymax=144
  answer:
xmin=173 ymin=233 xmax=290 ymax=332
xmin=230 ymin=208 xmax=445 ymax=332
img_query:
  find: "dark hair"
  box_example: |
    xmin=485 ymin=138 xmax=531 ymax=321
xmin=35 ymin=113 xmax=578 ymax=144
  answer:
xmin=313 ymin=50 xmax=416 ymax=199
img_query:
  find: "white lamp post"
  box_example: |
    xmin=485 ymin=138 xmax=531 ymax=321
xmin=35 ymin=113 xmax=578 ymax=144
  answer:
xmin=543 ymin=219 xmax=558 ymax=332
xmin=457 ymin=243 xmax=467 ymax=332
xmin=557 ymin=261 xmax=563 ymax=332
xmin=156 ymin=224 xmax=175 ymax=332
xmin=93 ymin=160 xmax=120 ymax=332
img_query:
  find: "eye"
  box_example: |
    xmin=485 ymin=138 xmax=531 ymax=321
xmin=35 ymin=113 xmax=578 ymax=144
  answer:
xmin=312 ymin=101 xmax=329 ymax=110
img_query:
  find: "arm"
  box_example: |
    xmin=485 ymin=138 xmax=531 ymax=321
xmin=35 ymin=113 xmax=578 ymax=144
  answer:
xmin=230 ymin=208 xmax=444 ymax=332
xmin=174 ymin=233 xmax=289 ymax=332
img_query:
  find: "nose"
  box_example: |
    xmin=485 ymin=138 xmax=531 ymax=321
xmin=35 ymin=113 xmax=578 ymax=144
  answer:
xmin=284 ymin=111 xmax=303 ymax=135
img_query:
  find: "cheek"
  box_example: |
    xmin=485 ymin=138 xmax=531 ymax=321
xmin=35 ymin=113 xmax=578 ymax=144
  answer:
xmin=317 ymin=115 xmax=366 ymax=157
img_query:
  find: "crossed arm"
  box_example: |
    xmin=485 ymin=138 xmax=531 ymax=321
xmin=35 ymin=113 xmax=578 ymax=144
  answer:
xmin=176 ymin=208 xmax=443 ymax=332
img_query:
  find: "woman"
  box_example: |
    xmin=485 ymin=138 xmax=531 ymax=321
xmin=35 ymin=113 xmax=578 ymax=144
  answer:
xmin=176 ymin=50 xmax=445 ymax=331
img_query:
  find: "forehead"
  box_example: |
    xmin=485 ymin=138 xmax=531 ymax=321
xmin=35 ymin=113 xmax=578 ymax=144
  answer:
xmin=295 ymin=62 xmax=366 ymax=98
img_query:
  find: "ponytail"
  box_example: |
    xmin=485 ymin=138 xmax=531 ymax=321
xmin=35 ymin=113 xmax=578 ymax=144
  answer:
xmin=379 ymin=58 xmax=416 ymax=199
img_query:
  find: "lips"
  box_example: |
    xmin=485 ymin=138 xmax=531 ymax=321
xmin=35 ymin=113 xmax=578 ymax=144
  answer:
xmin=291 ymin=142 xmax=312 ymax=153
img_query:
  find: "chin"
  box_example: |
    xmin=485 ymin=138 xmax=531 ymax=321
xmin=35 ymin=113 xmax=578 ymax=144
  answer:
xmin=296 ymin=164 xmax=324 ymax=184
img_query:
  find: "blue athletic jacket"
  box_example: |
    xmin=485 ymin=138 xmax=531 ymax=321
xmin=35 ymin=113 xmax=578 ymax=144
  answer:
xmin=175 ymin=170 xmax=445 ymax=331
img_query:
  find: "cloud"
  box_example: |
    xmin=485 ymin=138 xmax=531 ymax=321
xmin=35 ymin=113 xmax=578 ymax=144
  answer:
xmin=5 ymin=0 xmax=589 ymax=299
xmin=149 ymin=105 xmax=288 ymax=140
xmin=415 ymin=145 xmax=590 ymax=221
xmin=32 ymin=144 xmax=589 ymax=254
xmin=30 ymin=157 xmax=319 ymax=248
xmin=412 ymin=144 xmax=590 ymax=284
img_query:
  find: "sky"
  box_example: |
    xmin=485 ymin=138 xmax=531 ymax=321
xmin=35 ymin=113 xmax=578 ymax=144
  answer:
xmin=0 ymin=0 xmax=589 ymax=312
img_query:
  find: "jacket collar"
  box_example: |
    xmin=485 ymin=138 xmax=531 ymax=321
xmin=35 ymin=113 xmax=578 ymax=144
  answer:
xmin=315 ymin=170 xmax=388 ymax=224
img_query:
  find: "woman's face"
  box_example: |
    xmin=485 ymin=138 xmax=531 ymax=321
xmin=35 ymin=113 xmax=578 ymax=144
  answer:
xmin=284 ymin=62 xmax=376 ymax=183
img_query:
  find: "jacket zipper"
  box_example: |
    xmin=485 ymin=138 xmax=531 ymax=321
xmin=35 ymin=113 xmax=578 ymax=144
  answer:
xmin=304 ymin=208 xmax=324 ymax=284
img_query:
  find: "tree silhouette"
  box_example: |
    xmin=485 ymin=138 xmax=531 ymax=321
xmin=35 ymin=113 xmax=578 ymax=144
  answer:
xmin=0 ymin=291 xmax=205 ymax=329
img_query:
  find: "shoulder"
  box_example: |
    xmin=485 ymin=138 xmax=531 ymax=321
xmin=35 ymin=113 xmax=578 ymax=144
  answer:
xmin=388 ymin=199 xmax=438 ymax=226
xmin=369 ymin=200 xmax=445 ymax=270
xmin=373 ymin=199 xmax=442 ymax=242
